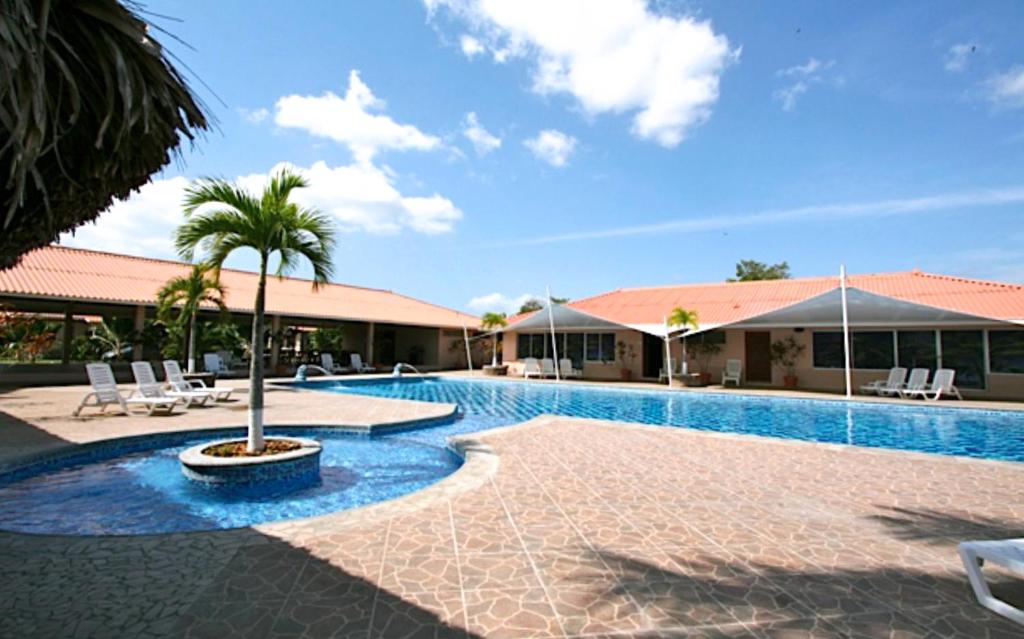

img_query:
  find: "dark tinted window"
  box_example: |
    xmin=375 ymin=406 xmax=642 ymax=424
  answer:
xmin=812 ymin=332 xmax=845 ymax=368
xmin=601 ymin=334 xmax=616 ymax=362
xmin=853 ymin=332 xmax=894 ymax=369
xmin=941 ymin=330 xmax=985 ymax=389
xmin=565 ymin=333 xmax=584 ymax=368
xmin=897 ymin=331 xmax=937 ymax=371
xmin=989 ymin=330 xmax=1024 ymax=374
xmin=585 ymin=333 xmax=601 ymax=361
xmin=516 ymin=334 xmax=531 ymax=359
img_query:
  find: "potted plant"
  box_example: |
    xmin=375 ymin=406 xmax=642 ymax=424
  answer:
xmin=770 ymin=336 xmax=806 ymax=388
xmin=616 ymin=340 xmax=637 ymax=381
xmin=688 ymin=339 xmax=722 ymax=386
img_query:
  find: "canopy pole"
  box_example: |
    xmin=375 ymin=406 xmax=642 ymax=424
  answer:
xmin=663 ymin=316 xmax=672 ymax=387
xmin=547 ymin=286 xmax=561 ymax=381
xmin=462 ymin=324 xmax=473 ymax=372
xmin=840 ymin=264 xmax=852 ymax=398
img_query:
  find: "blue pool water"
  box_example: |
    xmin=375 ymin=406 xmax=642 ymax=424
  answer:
xmin=0 ymin=428 xmax=460 ymax=535
xmin=3 ymin=376 xmax=1022 ymax=536
xmin=298 ymin=376 xmax=1024 ymax=462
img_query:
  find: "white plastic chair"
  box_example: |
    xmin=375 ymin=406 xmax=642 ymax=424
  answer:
xmin=540 ymin=358 xmax=556 ymax=378
xmin=350 ymin=353 xmax=375 ymax=373
xmin=861 ymin=367 xmax=907 ymax=396
xmin=163 ymin=360 xmax=233 ymax=401
xmin=132 ymin=361 xmax=209 ymax=407
xmin=523 ymin=357 xmax=541 ymax=379
xmin=658 ymin=358 xmax=677 ymax=382
xmin=74 ymin=363 xmax=179 ymax=416
xmin=559 ymin=358 xmax=582 ymax=379
xmin=897 ymin=368 xmax=930 ymax=398
xmin=901 ymin=368 xmax=963 ymax=401
xmin=321 ymin=353 xmax=351 ymax=374
xmin=722 ymin=359 xmax=742 ymax=386
xmin=959 ymin=539 xmax=1024 ymax=626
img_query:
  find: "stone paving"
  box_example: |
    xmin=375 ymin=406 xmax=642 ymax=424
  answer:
xmin=2 ymin=386 xmax=1024 ymax=637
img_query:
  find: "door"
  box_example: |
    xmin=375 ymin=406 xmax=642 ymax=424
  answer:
xmin=374 ymin=328 xmax=397 ymax=366
xmin=642 ymin=333 xmax=664 ymax=378
xmin=744 ymin=331 xmax=772 ymax=383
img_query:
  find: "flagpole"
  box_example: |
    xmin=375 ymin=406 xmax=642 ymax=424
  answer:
xmin=664 ymin=316 xmax=672 ymax=387
xmin=462 ymin=324 xmax=473 ymax=372
xmin=547 ymin=286 xmax=561 ymax=381
xmin=840 ymin=264 xmax=852 ymax=398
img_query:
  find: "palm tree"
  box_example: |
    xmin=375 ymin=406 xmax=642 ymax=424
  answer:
xmin=156 ymin=265 xmax=228 ymax=373
xmin=175 ymin=169 xmax=336 ymax=453
xmin=480 ymin=312 xmax=508 ymax=367
xmin=666 ymin=307 xmax=700 ymax=375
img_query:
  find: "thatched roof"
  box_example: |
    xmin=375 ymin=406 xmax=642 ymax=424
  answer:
xmin=0 ymin=0 xmax=210 ymax=269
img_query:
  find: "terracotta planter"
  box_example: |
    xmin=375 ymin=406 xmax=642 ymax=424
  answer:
xmin=619 ymin=369 xmax=632 ymax=381
xmin=783 ymin=375 xmax=799 ymax=389
xmin=699 ymin=372 xmax=712 ymax=386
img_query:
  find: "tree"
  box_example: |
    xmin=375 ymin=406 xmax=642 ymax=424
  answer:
xmin=666 ymin=307 xmax=700 ymax=375
xmin=175 ymin=169 xmax=336 ymax=453
xmin=156 ymin=265 xmax=228 ymax=373
xmin=480 ymin=312 xmax=508 ymax=367
xmin=728 ymin=260 xmax=791 ymax=282
xmin=1 ymin=0 xmax=208 ymax=269
xmin=517 ymin=296 xmax=567 ymax=315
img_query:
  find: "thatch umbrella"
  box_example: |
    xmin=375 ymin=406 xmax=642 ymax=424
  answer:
xmin=0 ymin=0 xmax=209 ymax=269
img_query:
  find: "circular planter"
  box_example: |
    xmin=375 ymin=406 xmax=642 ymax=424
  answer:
xmin=179 ymin=437 xmax=322 ymax=486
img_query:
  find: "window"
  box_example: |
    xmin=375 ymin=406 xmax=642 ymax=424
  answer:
xmin=812 ymin=332 xmax=845 ymax=368
xmin=989 ymin=330 xmax=1024 ymax=374
xmin=941 ymin=330 xmax=985 ymax=389
xmin=853 ymin=332 xmax=894 ymax=370
xmin=695 ymin=331 xmax=726 ymax=345
xmin=584 ymin=332 xmax=616 ymax=362
xmin=516 ymin=334 xmax=530 ymax=360
xmin=897 ymin=331 xmax=937 ymax=371
xmin=565 ymin=333 xmax=584 ymax=368
xmin=514 ymin=334 xmax=549 ymax=359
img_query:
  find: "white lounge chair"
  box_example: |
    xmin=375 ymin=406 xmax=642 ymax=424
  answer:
xmin=163 ymin=360 xmax=234 ymax=402
xmin=959 ymin=539 xmax=1024 ymax=626
xmin=540 ymin=358 xmax=556 ymax=378
xmin=861 ymin=367 xmax=907 ymax=396
xmin=901 ymin=368 xmax=963 ymax=401
xmin=321 ymin=353 xmax=351 ymax=374
xmin=74 ymin=363 xmax=179 ymax=416
xmin=722 ymin=359 xmax=742 ymax=386
xmin=559 ymin=358 xmax=582 ymax=379
xmin=132 ymin=361 xmax=210 ymax=407
xmin=203 ymin=352 xmax=231 ymax=375
xmin=350 ymin=353 xmax=375 ymax=373
xmin=658 ymin=358 xmax=677 ymax=382
xmin=896 ymin=368 xmax=930 ymax=398
xmin=523 ymin=357 xmax=541 ymax=379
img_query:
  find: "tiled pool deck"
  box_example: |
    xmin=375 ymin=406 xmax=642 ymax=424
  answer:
xmin=2 ymin=381 xmax=1023 ymax=637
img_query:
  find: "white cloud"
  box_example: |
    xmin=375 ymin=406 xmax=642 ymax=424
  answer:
xmin=498 ymin=185 xmax=1024 ymax=246
xmin=274 ymin=70 xmax=441 ymax=162
xmin=462 ymin=112 xmax=502 ymax=155
xmin=460 ymin=34 xmax=485 ymax=58
xmin=237 ymin=107 xmax=269 ymax=124
xmin=777 ymin=58 xmax=833 ymax=77
xmin=773 ymin=58 xmax=835 ymax=111
xmin=425 ymin=0 xmax=736 ymax=147
xmin=773 ymin=82 xmax=807 ymax=111
xmin=986 ymin=67 xmax=1024 ymax=109
xmin=944 ymin=43 xmax=975 ymax=73
xmin=467 ymin=292 xmax=536 ymax=314
xmin=60 ymin=158 xmax=464 ymax=256
xmin=60 ymin=176 xmax=190 ymax=258
xmin=524 ymin=129 xmax=576 ymax=167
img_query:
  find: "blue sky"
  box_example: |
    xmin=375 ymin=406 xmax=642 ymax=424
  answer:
xmin=62 ymin=1 xmax=1024 ymax=314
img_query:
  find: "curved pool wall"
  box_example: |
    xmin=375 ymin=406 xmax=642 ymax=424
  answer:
xmin=0 ymin=426 xmax=462 ymax=536
xmin=291 ymin=376 xmax=1024 ymax=462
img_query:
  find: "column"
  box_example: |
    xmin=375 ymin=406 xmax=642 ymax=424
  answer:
xmin=437 ymin=328 xmax=445 ymax=369
xmin=61 ymin=305 xmax=73 ymax=364
xmin=366 ymin=322 xmax=375 ymax=365
xmin=132 ymin=305 xmax=145 ymax=361
xmin=270 ymin=315 xmax=282 ymax=370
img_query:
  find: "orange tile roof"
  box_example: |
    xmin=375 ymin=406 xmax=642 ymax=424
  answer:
xmin=0 ymin=246 xmax=479 ymax=329
xmin=510 ymin=271 xmax=1024 ymax=329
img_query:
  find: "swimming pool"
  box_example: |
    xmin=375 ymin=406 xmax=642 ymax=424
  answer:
xmin=0 ymin=427 xmax=460 ymax=535
xmin=295 ymin=376 xmax=1024 ymax=462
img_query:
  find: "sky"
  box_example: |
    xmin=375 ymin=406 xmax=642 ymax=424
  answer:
xmin=60 ymin=1 xmax=1024 ymax=315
